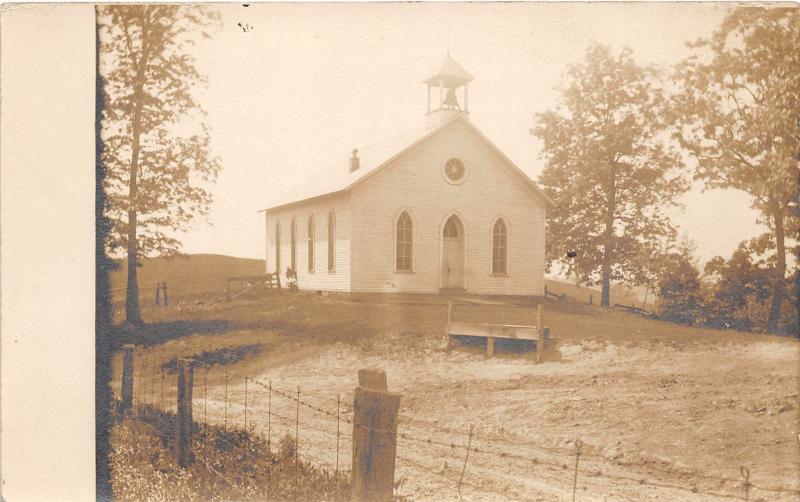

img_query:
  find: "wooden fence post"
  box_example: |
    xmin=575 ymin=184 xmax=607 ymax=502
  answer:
xmin=176 ymin=358 xmax=194 ymax=468
xmin=589 ymin=294 xmax=592 ymax=305
xmin=155 ymin=284 xmax=161 ymax=307
xmin=352 ymin=368 xmax=401 ymax=502
xmin=536 ymin=305 xmax=544 ymax=364
xmin=162 ymin=282 xmax=169 ymax=306
xmin=358 ymin=368 xmax=388 ymax=391
xmin=120 ymin=344 xmax=135 ymax=414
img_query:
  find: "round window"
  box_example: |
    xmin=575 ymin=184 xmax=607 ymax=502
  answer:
xmin=443 ymin=158 xmax=466 ymax=184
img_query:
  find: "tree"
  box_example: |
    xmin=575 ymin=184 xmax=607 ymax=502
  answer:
xmin=673 ymin=6 xmax=800 ymax=332
xmin=657 ymin=240 xmax=703 ymax=325
xmin=98 ymin=5 xmax=222 ymax=324
xmin=704 ymin=243 xmax=774 ymax=331
xmin=533 ymin=45 xmax=688 ymax=306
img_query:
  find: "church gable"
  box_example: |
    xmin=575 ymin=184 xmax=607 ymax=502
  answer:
xmin=348 ymin=116 xmax=547 ymax=294
xmin=349 ymin=116 xmax=552 ymax=210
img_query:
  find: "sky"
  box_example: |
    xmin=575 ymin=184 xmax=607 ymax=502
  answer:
xmin=177 ymin=2 xmax=765 ymax=266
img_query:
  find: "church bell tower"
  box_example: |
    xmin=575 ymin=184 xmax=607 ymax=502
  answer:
xmin=424 ymin=52 xmax=473 ymax=129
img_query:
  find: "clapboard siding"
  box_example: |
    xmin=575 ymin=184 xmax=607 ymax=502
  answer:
xmin=265 ymin=193 xmax=351 ymax=292
xmin=349 ymin=121 xmax=546 ymax=295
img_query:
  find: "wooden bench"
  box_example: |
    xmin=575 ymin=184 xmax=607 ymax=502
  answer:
xmin=445 ymin=300 xmax=553 ymax=362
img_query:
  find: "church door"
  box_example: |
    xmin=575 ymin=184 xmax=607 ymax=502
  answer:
xmin=441 ymin=215 xmax=465 ymax=289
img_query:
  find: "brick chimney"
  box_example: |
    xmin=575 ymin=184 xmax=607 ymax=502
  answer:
xmin=349 ymin=149 xmax=360 ymax=172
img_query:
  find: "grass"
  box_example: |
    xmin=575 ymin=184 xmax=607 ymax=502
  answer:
xmin=544 ymin=277 xmax=646 ymax=308
xmin=109 ymin=254 xmax=265 ymax=302
xmin=110 ymin=402 xmax=352 ymax=502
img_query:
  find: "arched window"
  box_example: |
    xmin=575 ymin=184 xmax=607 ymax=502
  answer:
xmin=492 ymin=218 xmax=508 ymax=274
xmin=327 ymin=211 xmax=336 ymax=272
xmin=275 ymin=221 xmax=281 ymax=273
xmin=395 ymin=212 xmax=413 ymax=272
xmin=290 ymin=218 xmax=297 ymax=272
xmin=307 ymin=214 xmax=315 ymax=272
xmin=443 ymin=216 xmax=460 ymax=239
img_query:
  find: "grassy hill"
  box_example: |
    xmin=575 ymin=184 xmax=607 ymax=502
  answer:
xmin=110 ymin=254 xmax=647 ymax=307
xmin=544 ymin=277 xmax=648 ymax=309
xmin=109 ymin=254 xmax=265 ymax=300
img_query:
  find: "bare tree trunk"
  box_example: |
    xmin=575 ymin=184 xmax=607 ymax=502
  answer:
xmin=125 ymin=103 xmax=143 ymax=324
xmin=767 ymin=208 xmax=786 ymax=333
xmin=123 ymin=11 xmax=150 ymax=325
xmin=601 ymin=247 xmax=612 ymax=307
xmin=795 ymin=245 xmax=800 ymax=338
xmin=601 ymin=176 xmax=617 ymax=307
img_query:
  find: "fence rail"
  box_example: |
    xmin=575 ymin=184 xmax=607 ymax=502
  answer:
xmin=115 ymin=344 xmax=800 ymax=501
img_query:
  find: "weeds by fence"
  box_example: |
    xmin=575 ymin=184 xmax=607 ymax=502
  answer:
xmin=114 ymin=345 xmax=800 ymax=501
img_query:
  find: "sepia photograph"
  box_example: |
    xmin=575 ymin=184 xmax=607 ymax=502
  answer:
xmin=1 ymin=2 xmax=798 ymax=501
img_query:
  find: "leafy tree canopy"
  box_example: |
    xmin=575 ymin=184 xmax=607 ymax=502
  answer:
xmin=657 ymin=241 xmax=703 ymax=325
xmin=672 ymin=6 xmax=799 ymax=331
xmin=99 ymin=5 xmax=222 ymax=259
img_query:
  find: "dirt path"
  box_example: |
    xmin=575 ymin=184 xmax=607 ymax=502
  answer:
xmin=148 ymin=335 xmax=796 ymax=501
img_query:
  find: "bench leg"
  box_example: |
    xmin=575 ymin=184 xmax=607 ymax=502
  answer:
xmin=486 ymin=337 xmax=494 ymax=357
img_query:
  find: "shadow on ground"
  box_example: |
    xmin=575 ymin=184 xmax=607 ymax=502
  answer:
xmin=111 ymin=319 xmax=237 ymax=349
xmin=162 ymin=344 xmax=265 ymax=372
xmin=109 ymin=316 xmax=376 ymax=355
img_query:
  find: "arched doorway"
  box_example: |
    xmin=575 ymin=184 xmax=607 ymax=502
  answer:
xmin=441 ymin=214 xmax=465 ymax=290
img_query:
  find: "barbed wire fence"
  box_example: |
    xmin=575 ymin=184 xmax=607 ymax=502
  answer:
xmin=115 ymin=344 xmax=800 ymax=501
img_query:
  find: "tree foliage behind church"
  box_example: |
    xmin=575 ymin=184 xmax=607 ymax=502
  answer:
xmin=533 ymin=45 xmax=688 ymax=306
xmin=656 ymin=242 xmax=703 ymax=325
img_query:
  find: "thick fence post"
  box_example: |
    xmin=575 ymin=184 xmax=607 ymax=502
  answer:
xmin=176 ymin=358 xmax=194 ymax=468
xmin=162 ymin=282 xmax=169 ymax=306
xmin=352 ymin=368 xmax=401 ymax=502
xmin=120 ymin=344 xmax=135 ymax=414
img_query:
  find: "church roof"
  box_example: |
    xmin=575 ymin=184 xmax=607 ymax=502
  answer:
xmin=423 ymin=53 xmax=474 ymax=86
xmin=262 ymin=114 xmax=553 ymax=212
xmin=262 ymin=125 xmax=434 ymax=211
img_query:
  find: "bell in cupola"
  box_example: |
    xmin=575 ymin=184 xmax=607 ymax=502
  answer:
xmin=443 ymin=88 xmax=461 ymax=110
xmin=423 ymin=51 xmax=473 ymax=129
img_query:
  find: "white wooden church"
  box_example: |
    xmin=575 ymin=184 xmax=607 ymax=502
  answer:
xmin=263 ymin=54 xmax=552 ymax=295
